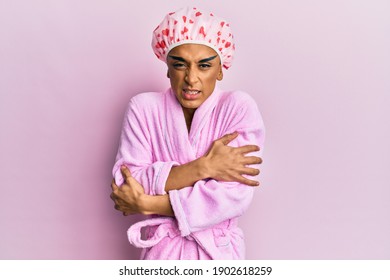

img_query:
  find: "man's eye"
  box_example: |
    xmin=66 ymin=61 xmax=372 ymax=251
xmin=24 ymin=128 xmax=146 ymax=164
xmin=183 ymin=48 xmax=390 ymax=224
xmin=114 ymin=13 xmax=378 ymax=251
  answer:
xmin=173 ymin=63 xmax=186 ymax=68
xmin=199 ymin=64 xmax=211 ymax=69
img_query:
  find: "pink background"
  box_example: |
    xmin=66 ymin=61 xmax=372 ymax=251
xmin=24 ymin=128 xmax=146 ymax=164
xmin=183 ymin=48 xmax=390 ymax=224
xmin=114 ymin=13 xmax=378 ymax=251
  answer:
xmin=1 ymin=0 xmax=389 ymax=259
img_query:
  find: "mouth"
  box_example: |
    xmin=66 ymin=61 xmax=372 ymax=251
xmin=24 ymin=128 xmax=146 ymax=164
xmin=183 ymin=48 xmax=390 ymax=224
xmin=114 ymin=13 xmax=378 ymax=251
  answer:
xmin=182 ymin=89 xmax=201 ymax=100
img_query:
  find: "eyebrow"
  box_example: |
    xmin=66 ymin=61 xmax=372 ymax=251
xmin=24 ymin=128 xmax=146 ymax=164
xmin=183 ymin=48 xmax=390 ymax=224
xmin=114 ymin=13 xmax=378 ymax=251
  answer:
xmin=168 ymin=55 xmax=218 ymax=63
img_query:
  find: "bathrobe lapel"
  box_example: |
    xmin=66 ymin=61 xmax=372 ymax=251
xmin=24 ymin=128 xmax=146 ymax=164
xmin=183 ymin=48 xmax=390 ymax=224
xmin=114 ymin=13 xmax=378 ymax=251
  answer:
xmin=164 ymin=88 xmax=220 ymax=164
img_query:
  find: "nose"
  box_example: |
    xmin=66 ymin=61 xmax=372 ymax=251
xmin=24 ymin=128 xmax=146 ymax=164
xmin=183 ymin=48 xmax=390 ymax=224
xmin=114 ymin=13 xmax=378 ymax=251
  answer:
xmin=184 ymin=67 xmax=198 ymax=86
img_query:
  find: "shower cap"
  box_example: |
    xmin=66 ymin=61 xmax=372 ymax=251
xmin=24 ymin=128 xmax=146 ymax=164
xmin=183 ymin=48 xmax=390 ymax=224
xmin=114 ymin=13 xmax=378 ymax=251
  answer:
xmin=152 ymin=7 xmax=235 ymax=69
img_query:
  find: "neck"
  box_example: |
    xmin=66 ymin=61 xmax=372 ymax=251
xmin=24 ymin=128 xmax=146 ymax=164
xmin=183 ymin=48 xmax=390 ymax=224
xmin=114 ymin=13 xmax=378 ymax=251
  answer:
xmin=182 ymin=107 xmax=195 ymax=132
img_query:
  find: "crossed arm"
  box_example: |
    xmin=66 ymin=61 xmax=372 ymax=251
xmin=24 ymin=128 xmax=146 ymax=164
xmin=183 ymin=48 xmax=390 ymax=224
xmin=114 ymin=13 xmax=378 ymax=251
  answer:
xmin=110 ymin=131 xmax=262 ymax=216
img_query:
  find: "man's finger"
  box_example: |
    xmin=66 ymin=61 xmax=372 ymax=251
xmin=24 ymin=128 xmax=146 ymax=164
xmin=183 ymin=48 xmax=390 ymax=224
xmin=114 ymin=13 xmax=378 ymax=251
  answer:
xmin=110 ymin=193 xmax=116 ymax=201
xmin=219 ymin=131 xmax=239 ymax=145
xmin=237 ymin=175 xmax=260 ymax=187
xmin=120 ymin=165 xmax=132 ymax=181
xmin=243 ymin=156 xmax=263 ymax=165
xmin=111 ymin=179 xmax=119 ymax=192
xmin=242 ymin=167 xmax=260 ymax=176
xmin=236 ymin=145 xmax=260 ymax=154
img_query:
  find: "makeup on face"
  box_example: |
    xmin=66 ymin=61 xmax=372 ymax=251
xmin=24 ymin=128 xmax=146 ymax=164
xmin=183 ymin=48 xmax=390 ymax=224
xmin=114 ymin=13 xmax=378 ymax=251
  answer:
xmin=168 ymin=55 xmax=219 ymax=64
xmin=166 ymin=44 xmax=223 ymax=121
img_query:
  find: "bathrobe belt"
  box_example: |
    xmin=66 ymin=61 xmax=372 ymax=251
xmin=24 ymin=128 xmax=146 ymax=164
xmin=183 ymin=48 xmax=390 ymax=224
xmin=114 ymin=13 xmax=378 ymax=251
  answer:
xmin=127 ymin=217 xmax=238 ymax=259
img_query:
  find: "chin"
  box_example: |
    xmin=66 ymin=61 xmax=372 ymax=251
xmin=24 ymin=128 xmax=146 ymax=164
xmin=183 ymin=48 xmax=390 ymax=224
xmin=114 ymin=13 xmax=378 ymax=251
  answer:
xmin=182 ymin=102 xmax=201 ymax=109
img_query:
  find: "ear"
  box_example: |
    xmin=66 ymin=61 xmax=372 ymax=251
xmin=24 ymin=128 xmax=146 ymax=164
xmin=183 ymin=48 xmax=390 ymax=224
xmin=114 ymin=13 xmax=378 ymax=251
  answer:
xmin=217 ymin=67 xmax=223 ymax=81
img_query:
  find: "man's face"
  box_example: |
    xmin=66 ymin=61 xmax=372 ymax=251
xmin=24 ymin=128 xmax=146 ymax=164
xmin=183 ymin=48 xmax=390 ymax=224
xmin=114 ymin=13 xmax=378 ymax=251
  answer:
xmin=167 ymin=44 xmax=223 ymax=116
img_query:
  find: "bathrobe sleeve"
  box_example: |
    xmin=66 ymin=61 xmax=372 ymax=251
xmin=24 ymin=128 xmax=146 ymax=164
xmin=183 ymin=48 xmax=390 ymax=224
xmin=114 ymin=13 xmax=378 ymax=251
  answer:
xmin=169 ymin=93 xmax=265 ymax=236
xmin=112 ymin=96 xmax=179 ymax=196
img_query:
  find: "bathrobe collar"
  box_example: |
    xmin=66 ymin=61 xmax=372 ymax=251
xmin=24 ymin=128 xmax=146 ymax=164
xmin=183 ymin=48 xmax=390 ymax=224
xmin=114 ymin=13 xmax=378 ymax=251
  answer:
xmin=165 ymin=86 xmax=221 ymax=162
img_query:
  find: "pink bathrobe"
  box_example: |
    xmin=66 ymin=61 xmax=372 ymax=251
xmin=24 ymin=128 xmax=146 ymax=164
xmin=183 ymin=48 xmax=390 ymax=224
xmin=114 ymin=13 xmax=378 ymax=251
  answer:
xmin=112 ymin=87 xmax=265 ymax=260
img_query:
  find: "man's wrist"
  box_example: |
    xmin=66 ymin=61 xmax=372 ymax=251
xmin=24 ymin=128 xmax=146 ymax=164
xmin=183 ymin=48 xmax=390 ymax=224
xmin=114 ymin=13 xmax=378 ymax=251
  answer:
xmin=138 ymin=194 xmax=152 ymax=215
xmin=139 ymin=194 xmax=174 ymax=216
xmin=196 ymin=156 xmax=211 ymax=179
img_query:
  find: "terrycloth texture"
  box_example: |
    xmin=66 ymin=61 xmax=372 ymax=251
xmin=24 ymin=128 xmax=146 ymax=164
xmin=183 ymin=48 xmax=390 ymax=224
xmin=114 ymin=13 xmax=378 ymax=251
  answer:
xmin=113 ymin=87 xmax=265 ymax=259
xmin=127 ymin=217 xmax=242 ymax=259
xmin=152 ymin=7 xmax=235 ymax=69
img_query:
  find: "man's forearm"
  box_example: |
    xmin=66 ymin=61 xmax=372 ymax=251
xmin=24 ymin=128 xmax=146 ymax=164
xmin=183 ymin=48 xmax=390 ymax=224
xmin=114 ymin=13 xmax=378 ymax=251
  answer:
xmin=139 ymin=194 xmax=174 ymax=216
xmin=164 ymin=156 xmax=209 ymax=192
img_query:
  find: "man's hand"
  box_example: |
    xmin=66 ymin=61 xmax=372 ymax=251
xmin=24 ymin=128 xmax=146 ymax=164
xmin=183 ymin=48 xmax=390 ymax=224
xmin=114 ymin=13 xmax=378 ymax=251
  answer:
xmin=110 ymin=165 xmax=146 ymax=216
xmin=203 ymin=132 xmax=263 ymax=186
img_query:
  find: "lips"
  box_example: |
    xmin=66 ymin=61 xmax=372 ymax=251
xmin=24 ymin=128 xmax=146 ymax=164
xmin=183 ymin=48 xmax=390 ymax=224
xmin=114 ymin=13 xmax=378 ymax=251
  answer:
xmin=183 ymin=89 xmax=200 ymax=94
xmin=182 ymin=89 xmax=201 ymax=100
